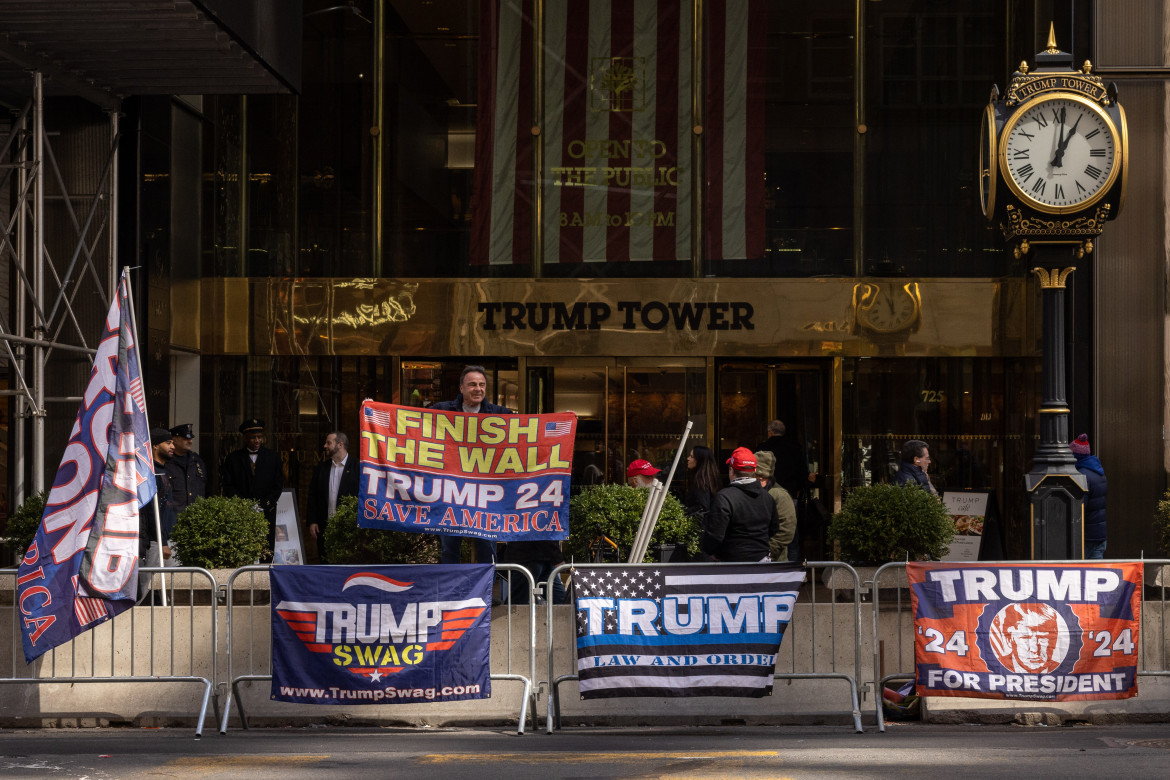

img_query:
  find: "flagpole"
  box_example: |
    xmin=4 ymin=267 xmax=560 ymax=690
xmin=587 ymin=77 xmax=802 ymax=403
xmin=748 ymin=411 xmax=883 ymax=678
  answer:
xmin=628 ymin=421 xmax=693 ymax=564
xmin=628 ymin=482 xmax=662 ymax=564
xmin=122 ymin=269 xmax=165 ymax=607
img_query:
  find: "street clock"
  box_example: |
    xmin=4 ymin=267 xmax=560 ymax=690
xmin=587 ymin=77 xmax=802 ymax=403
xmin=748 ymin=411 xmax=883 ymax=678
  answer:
xmin=981 ymin=25 xmax=1128 ymax=249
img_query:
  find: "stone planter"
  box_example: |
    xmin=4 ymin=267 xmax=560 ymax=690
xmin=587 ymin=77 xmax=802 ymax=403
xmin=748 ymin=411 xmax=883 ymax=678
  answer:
xmin=1151 ymin=564 xmax=1170 ymax=592
xmin=140 ymin=567 xmax=271 ymax=605
xmin=655 ymin=544 xmax=688 ymax=563
xmin=821 ymin=564 xmax=910 ymax=602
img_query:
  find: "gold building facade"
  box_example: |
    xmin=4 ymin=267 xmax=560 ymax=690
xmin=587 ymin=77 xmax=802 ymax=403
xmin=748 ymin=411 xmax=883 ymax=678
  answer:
xmin=5 ymin=2 xmax=1168 ymax=562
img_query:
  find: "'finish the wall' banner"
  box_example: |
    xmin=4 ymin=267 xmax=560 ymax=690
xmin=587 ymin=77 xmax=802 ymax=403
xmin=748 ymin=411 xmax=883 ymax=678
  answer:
xmin=359 ymin=401 xmax=575 ymax=542
xmin=909 ymin=562 xmax=1141 ymax=701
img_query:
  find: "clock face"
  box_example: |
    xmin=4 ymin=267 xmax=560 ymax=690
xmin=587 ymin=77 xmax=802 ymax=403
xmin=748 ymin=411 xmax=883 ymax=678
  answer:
xmin=999 ymin=94 xmax=1120 ymax=214
xmin=979 ymin=103 xmax=997 ymax=219
xmin=855 ymin=283 xmax=921 ymax=334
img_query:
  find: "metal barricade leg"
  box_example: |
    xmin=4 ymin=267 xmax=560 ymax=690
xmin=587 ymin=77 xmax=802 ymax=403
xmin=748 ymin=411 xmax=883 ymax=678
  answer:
xmin=218 ymin=690 xmax=233 ymax=734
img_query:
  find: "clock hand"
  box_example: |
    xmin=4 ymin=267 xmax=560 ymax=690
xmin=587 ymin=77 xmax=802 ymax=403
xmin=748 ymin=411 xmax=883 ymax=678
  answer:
xmin=1051 ymin=120 xmax=1079 ymax=168
xmin=1050 ymin=107 xmax=1068 ymax=167
xmin=1051 ymin=109 xmax=1083 ymax=169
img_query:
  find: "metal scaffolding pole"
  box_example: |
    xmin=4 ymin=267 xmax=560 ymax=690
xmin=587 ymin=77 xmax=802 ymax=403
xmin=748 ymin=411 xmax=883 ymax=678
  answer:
xmin=12 ymin=103 xmax=29 ymax=506
xmin=108 ymin=110 xmax=118 ymax=299
xmin=32 ymin=71 xmax=45 ymax=494
xmin=0 ymin=71 xmax=119 ymax=499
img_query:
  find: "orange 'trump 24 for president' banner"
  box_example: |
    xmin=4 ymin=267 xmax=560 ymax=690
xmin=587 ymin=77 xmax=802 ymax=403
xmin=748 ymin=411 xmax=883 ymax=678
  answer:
xmin=358 ymin=401 xmax=575 ymax=542
xmin=909 ymin=562 xmax=1141 ymax=701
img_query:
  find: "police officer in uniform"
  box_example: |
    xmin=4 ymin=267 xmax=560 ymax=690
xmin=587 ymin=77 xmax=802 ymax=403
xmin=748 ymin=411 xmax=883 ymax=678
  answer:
xmin=164 ymin=423 xmax=208 ymax=515
xmin=221 ymin=418 xmax=284 ymax=560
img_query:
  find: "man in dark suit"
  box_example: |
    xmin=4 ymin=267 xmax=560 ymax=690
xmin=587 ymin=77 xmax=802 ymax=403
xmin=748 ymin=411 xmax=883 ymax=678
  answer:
xmin=307 ymin=431 xmax=360 ymax=562
xmin=221 ymin=418 xmax=284 ymax=560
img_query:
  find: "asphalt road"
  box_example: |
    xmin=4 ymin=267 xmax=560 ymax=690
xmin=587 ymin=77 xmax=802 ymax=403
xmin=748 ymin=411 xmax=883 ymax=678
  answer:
xmin=3 ymin=723 xmax=1170 ymax=779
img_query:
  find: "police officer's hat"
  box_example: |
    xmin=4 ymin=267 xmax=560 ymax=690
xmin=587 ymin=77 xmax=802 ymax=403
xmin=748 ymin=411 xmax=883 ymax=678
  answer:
xmin=169 ymin=423 xmax=194 ymax=440
xmin=239 ymin=418 xmax=265 ymax=434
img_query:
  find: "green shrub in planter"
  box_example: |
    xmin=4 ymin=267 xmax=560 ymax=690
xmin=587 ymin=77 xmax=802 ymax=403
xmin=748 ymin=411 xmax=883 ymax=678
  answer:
xmin=171 ymin=496 xmax=268 ymax=569
xmin=4 ymin=490 xmax=47 ymax=566
xmin=828 ymin=483 xmax=953 ymax=564
xmin=567 ymin=484 xmax=699 ymax=563
xmin=324 ymin=495 xmax=440 ymax=565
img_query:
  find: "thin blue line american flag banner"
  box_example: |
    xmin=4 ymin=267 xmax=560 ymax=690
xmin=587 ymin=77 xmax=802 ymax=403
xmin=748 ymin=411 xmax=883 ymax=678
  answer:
xmin=574 ymin=563 xmax=805 ymax=698
xmin=17 ymin=269 xmax=156 ymax=663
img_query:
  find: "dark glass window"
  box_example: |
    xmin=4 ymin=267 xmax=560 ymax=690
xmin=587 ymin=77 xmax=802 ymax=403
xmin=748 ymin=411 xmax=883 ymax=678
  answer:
xmin=299 ymin=0 xmax=375 ymax=277
xmin=733 ymin=2 xmax=855 ymax=278
xmin=268 ymin=1 xmax=1030 ymax=279
xmin=841 ymin=356 xmax=1039 ymax=559
xmin=204 ymin=96 xmax=244 ymax=276
xmin=863 ymin=2 xmax=1014 ymax=277
xmin=380 ymin=0 xmax=482 ymax=277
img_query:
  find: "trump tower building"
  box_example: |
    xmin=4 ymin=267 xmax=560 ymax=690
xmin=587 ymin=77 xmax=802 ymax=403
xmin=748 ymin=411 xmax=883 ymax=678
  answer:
xmin=1 ymin=1 xmax=1168 ymax=561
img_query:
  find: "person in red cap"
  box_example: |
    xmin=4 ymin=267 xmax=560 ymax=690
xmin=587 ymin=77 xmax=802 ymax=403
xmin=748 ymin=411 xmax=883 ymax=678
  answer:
xmin=700 ymin=447 xmax=778 ymax=562
xmin=626 ymin=458 xmax=662 ymax=489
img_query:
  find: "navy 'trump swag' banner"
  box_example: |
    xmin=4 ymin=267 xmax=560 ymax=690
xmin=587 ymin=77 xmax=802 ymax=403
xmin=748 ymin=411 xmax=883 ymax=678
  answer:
xmin=910 ymin=562 xmax=1141 ymax=701
xmin=574 ymin=563 xmax=806 ymax=698
xmin=271 ymin=565 xmax=492 ymax=704
xmin=358 ymin=401 xmax=574 ymax=542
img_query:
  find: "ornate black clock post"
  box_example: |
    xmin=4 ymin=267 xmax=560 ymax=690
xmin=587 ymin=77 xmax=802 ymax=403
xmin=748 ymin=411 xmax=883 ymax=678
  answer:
xmin=980 ymin=26 xmax=1128 ymax=559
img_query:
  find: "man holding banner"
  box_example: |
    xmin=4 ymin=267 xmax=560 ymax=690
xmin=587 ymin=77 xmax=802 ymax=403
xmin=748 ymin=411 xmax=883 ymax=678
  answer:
xmin=357 ymin=393 xmax=574 ymax=553
xmin=430 ymin=365 xmax=512 ymax=565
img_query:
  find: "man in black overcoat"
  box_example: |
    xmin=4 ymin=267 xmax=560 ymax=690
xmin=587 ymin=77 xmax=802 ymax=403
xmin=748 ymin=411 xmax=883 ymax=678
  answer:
xmin=221 ymin=417 xmax=284 ymax=560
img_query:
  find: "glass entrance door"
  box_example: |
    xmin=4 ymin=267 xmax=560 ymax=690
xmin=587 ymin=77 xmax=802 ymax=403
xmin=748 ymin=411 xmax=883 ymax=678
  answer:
xmin=526 ymin=359 xmax=708 ymax=493
xmin=718 ymin=361 xmax=831 ymax=558
xmin=718 ymin=363 xmax=826 ymax=476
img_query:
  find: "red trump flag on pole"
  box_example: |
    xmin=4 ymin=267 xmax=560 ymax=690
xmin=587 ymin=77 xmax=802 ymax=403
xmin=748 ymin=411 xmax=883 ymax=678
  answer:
xmin=17 ymin=269 xmax=156 ymax=663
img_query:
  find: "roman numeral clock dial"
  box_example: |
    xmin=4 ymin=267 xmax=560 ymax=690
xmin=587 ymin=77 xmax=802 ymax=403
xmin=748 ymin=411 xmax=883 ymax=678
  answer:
xmin=1000 ymin=94 xmax=1120 ymax=214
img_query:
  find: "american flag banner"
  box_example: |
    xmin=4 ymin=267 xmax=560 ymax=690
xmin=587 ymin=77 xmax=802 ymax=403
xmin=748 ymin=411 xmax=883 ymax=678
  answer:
xmin=363 ymin=405 xmax=392 ymax=429
xmin=544 ymin=420 xmax=572 ymax=437
xmin=17 ymin=269 xmax=156 ymax=663
xmin=472 ymin=0 xmax=765 ymax=266
xmin=574 ymin=563 xmax=805 ymax=698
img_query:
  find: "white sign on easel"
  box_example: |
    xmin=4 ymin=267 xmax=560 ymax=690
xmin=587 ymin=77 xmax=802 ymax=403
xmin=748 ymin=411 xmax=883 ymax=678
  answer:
xmin=942 ymin=491 xmax=989 ymax=562
xmin=272 ymin=489 xmax=305 ymax=565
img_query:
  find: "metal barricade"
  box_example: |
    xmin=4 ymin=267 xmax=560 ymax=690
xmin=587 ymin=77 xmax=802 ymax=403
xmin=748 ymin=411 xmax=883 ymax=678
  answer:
xmin=218 ymin=563 xmax=539 ymax=735
xmin=1 ymin=566 xmax=217 ymax=737
xmin=1141 ymin=560 xmax=1170 ymax=683
xmin=545 ymin=561 xmax=865 ymax=733
xmin=869 ymin=561 xmax=914 ymax=733
xmin=870 ymin=559 xmax=1170 ymax=732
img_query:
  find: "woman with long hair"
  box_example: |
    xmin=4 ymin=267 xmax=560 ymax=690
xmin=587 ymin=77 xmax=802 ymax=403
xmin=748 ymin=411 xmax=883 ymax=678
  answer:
xmin=684 ymin=445 xmax=722 ymax=522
